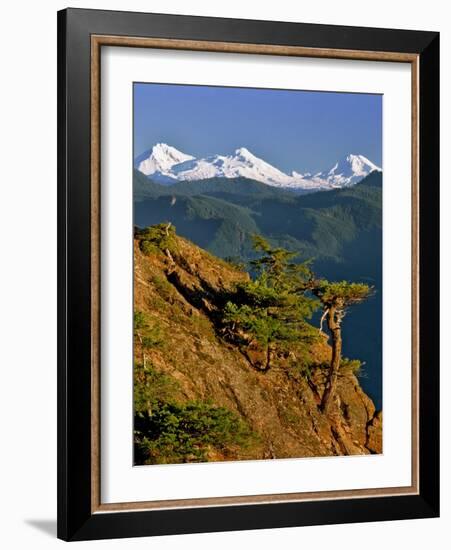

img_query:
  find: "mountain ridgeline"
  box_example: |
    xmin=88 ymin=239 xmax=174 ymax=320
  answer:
xmin=134 ymin=168 xmax=382 ymax=262
xmin=134 ymin=142 xmax=381 ymax=189
xmin=134 ymin=169 xmax=383 ymax=408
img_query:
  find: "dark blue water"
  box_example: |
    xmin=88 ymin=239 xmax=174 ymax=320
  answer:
xmin=313 ymin=228 xmax=382 ymax=410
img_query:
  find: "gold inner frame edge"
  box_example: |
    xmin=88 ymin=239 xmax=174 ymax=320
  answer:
xmin=90 ymin=35 xmax=420 ymax=514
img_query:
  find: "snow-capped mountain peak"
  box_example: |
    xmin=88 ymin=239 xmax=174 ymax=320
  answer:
xmin=160 ymin=146 xmax=294 ymax=186
xmin=234 ymin=147 xmax=254 ymax=160
xmin=135 ymin=144 xmax=381 ymax=190
xmin=318 ymin=154 xmax=381 ymax=187
xmin=330 ymin=154 xmax=379 ymax=176
xmin=134 ymin=143 xmax=195 ymax=178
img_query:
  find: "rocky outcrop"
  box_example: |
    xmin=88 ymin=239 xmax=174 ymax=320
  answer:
xmin=134 ymin=233 xmax=382 ymax=461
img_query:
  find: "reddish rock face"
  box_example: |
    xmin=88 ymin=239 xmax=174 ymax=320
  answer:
xmin=366 ymin=412 xmax=383 ymax=454
xmin=134 ymin=232 xmax=382 ymax=463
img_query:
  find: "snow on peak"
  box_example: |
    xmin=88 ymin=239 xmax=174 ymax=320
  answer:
xmin=234 ymin=147 xmax=254 ymax=159
xmin=318 ymin=154 xmax=381 ymax=187
xmin=162 ymin=147 xmax=294 ymax=186
xmin=331 ymin=154 xmax=379 ymax=176
xmin=135 ymin=144 xmax=381 ymax=190
xmin=134 ymin=143 xmax=195 ymax=179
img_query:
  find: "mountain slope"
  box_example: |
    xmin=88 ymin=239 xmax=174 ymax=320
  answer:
xmin=171 ymin=147 xmax=295 ymax=186
xmin=134 ymin=143 xmax=195 ymax=182
xmin=134 ymin=229 xmax=382 ymax=463
xmin=134 ymin=192 xmax=260 ymax=257
xmin=310 ymin=154 xmax=381 ymax=188
xmin=133 ymin=169 xmax=302 ymax=202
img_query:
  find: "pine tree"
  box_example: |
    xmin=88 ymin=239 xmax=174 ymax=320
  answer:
xmin=311 ymin=280 xmax=373 ymax=413
xmin=222 ymin=236 xmax=317 ymax=370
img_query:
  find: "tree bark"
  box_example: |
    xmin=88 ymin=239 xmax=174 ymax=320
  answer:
xmin=321 ymin=307 xmax=342 ymax=414
xmin=319 ymin=307 xmax=329 ymax=334
xmin=265 ymin=344 xmax=273 ymax=371
xmin=137 ymin=331 xmax=146 ymax=369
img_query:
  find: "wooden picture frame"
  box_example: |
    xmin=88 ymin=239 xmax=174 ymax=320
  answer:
xmin=57 ymin=7 xmax=439 ymax=541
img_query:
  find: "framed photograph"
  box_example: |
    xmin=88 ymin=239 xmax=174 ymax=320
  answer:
xmin=57 ymin=8 xmax=439 ymax=541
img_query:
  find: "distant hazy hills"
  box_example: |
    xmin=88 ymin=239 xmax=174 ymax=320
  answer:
xmin=134 ymin=169 xmax=382 ymax=265
xmin=134 ymin=143 xmax=381 ymax=190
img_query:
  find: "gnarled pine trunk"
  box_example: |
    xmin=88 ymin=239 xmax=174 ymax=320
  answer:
xmin=321 ymin=307 xmax=342 ymax=414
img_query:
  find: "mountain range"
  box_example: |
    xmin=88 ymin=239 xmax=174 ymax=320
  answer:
xmin=134 ymin=143 xmax=381 ymax=191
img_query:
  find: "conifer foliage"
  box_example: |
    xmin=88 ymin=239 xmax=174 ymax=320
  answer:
xmin=222 ymin=235 xmax=318 ymax=371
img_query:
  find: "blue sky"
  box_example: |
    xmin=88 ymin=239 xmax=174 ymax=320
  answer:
xmin=134 ymin=83 xmax=382 ymax=174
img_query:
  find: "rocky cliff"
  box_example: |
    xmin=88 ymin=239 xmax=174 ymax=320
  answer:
xmin=133 ymin=229 xmax=382 ymax=463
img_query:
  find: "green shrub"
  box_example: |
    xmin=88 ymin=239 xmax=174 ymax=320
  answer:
xmin=141 ymin=325 xmax=163 ymax=349
xmin=311 ymin=357 xmax=363 ymax=377
xmin=134 ymin=399 xmax=254 ymax=464
xmin=134 ymin=311 xmax=165 ymax=349
xmin=134 ymin=311 xmax=147 ymax=330
xmin=340 ymin=357 xmax=363 ymax=376
xmin=140 ymin=240 xmax=159 ymax=256
xmin=150 ymin=275 xmax=174 ymax=300
xmin=134 ymin=363 xmax=179 ymax=416
xmin=138 ymin=223 xmax=178 ymax=256
xmin=287 ymin=358 xmax=315 ymax=381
